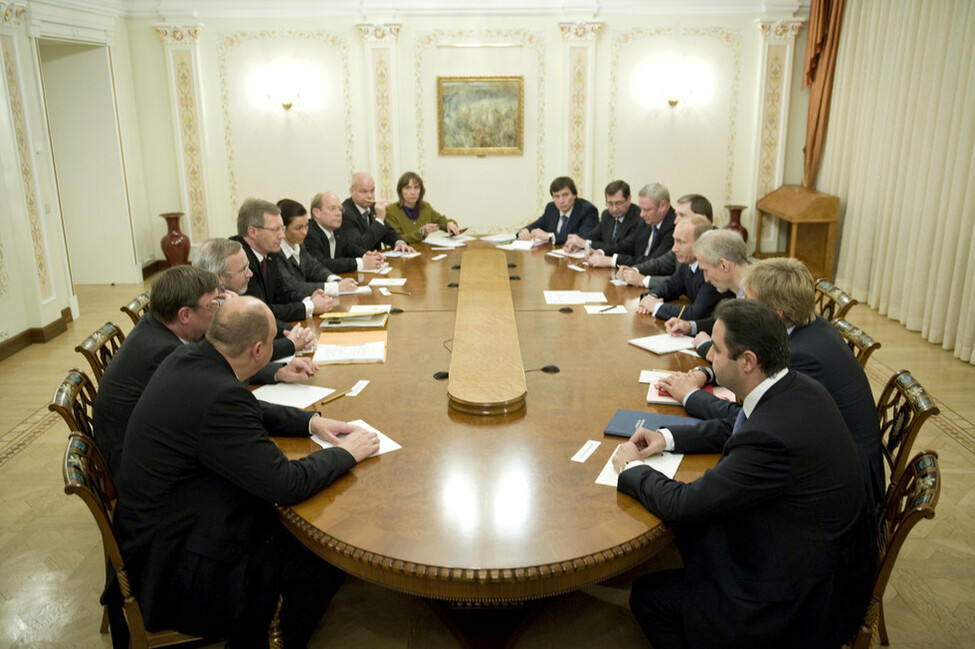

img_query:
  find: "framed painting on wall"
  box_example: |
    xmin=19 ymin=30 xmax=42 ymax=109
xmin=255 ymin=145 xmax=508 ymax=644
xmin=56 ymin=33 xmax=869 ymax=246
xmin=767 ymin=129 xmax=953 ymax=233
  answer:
xmin=437 ymin=76 xmax=524 ymax=156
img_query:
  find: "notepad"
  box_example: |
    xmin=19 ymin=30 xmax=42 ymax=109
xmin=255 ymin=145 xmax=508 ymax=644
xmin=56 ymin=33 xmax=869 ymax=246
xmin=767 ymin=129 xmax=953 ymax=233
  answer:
xmin=480 ymin=233 xmax=516 ymax=243
xmin=383 ymin=250 xmax=422 ymax=258
xmin=628 ymin=334 xmax=695 ymax=354
xmin=309 ymin=419 xmax=401 ymax=457
xmin=253 ymin=384 xmax=334 ymax=409
xmin=640 ymin=370 xmax=736 ymax=405
xmin=313 ymin=330 xmax=388 ymax=364
xmin=369 ymin=278 xmax=407 ymax=287
xmin=595 ymin=448 xmax=684 ymax=487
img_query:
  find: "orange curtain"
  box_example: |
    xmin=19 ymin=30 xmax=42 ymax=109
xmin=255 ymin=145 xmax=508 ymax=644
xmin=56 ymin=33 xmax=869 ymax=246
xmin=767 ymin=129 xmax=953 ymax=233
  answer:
xmin=802 ymin=0 xmax=847 ymax=188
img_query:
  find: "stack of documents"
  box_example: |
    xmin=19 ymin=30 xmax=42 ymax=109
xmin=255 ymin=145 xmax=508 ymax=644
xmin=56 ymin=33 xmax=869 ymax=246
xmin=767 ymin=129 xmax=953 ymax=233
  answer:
xmin=480 ymin=233 xmax=516 ymax=244
xmin=497 ymin=239 xmax=546 ymax=251
xmin=313 ymin=330 xmax=387 ymax=364
xmin=320 ymin=308 xmax=389 ymax=329
xmin=628 ymin=333 xmax=695 ymax=354
xmin=543 ymin=290 xmax=608 ymax=305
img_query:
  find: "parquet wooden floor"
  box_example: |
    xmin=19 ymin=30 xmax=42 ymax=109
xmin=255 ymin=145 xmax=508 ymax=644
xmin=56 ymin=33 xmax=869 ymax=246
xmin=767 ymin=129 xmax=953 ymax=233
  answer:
xmin=1 ymin=283 xmax=973 ymax=648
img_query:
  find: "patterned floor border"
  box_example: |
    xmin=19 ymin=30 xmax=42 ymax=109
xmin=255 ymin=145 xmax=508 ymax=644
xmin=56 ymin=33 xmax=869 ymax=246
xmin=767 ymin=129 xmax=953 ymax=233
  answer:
xmin=3 ymin=361 xmax=974 ymax=470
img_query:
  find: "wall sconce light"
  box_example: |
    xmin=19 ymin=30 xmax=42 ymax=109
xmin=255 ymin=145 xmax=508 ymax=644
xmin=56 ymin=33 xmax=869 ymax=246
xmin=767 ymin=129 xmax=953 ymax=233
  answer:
xmin=667 ymin=97 xmax=679 ymax=107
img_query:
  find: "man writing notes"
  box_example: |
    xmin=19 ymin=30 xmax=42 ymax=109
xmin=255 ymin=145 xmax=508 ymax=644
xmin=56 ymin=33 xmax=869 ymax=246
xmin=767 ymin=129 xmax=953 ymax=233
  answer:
xmin=635 ymin=214 xmax=734 ymax=319
xmin=562 ymin=180 xmax=642 ymax=253
xmin=305 ymin=191 xmax=385 ymax=273
xmin=657 ymin=257 xmax=886 ymax=519
xmin=339 ymin=171 xmax=415 ymax=254
xmin=612 ymin=300 xmax=875 ymax=649
xmin=585 ymin=181 xmax=677 ymax=270
xmin=616 ymin=193 xmax=713 ymax=289
xmin=116 ymin=297 xmax=380 ymax=648
xmin=517 ymin=176 xmax=598 ymax=245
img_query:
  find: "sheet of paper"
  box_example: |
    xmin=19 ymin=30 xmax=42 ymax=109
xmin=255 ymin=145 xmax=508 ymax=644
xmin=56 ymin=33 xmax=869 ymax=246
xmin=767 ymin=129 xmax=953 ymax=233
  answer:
xmin=678 ymin=348 xmax=701 ymax=357
xmin=383 ymin=250 xmax=422 ymax=259
xmin=582 ymin=292 xmax=607 ymax=303
xmin=585 ymin=305 xmax=627 ymax=315
xmin=499 ymin=240 xmax=540 ymax=251
xmin=369 ymin=278 xmax=408 ymax=287
xmin=610 ymin=279 xmax=629 ymax=286
xmin=378 ymin=287 xmax=391 ymax=296
xmin=350 ymin=304 xmax=391 ymax=313
xmin=309 ymin=419 xmax=401 ymax=458
xmin=595 ymin=449 xmax=684 ymax=487
xmin=431 ymin=254 xmax=448 ymax=260
xmin=253 ymin=384 xmax=334 ymax=409
xmin=338 ymin=286 xmax=372 ymax=295
xmin=571 ymin=440 xmax=601 ymax=463
xmin=568 ymin=264 xmax=585 ymax=272
xmin=546 ymin=250 xmax=566 ymax=258
xmin=346 ymin=379 xmax=369 ymax=396
xmin=356 ymin=263 xmax=390 ymax=274
xmin=480 ymin=233 xmax=516 ymax=243
xmin=628 ymin=333 xmax=695 ymax=354
xmin=313 ymin=341 xmax=386 ymax=364
xmin=423 ymin=237 xmax=465 ymax=248
xmin=543 ymin=290 xmax=586 ymax=304
xmin=639 ymin=369 xmax=676 ymax=383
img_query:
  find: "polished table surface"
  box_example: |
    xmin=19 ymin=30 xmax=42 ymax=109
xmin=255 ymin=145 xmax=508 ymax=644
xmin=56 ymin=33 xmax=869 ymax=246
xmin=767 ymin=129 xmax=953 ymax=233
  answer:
xmin=273 ymin=240 xmax=719 ymax=603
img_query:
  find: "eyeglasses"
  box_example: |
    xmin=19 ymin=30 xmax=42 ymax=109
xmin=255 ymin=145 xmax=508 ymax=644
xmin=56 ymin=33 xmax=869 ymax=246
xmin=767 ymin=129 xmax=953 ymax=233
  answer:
xmin=606 ymin=200 xmax=628 ymax=208
xmin=253 ymin=225 xmax=286 ymax=234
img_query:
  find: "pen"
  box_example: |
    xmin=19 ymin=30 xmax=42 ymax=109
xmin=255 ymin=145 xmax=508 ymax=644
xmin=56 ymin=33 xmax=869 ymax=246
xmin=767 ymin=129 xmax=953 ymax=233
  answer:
xmin=599 ymin=305 xmax=616 ymax=313
xmin=388 ymin=289 xmax=411 ymax=296
xmin=675 ymin=304 xmax=686 ymax=322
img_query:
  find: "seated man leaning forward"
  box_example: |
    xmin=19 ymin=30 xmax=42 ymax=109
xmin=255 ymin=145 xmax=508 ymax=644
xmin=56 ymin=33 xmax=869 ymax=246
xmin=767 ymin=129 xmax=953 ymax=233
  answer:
xmin=635 ymin=214 xmax=735 ymax=320
xmin=612 ymin=299 xmax=876 ymax=649
xmin=562 ymin=179 xmax=642 ymax=253
xmin=585 ymin=181 xmax=677 ymax=270
xmin=517 ymin=176 xmax=598 ymax=246
xmin=339 ymin=171 xmax=415 ymax=255
xmin=115 ymin=296 xmax=380 ymax=648
xmin=305 ymin=191 xmax=385 ymax=273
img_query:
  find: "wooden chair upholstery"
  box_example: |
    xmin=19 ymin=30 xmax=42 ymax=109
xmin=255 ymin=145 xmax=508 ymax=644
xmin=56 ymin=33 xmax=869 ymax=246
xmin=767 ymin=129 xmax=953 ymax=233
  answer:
xmin=815 ymin=278 xmax=858 ymax=321
xmin=121 ymin=292 xmax=150 ymax=325
xmin=49 ymin=368 xmax=97 ymax=438
xmin=834 ymin=318 xmax=882 ymax=368
xmin=848 ymin=450 xmax=940 ymax=649
xmin=877 ymin=370 xmax=941 ymax=487
xmin=75 ymin=322 xmax=126 ymax=383
xmin=62 ymin=432 xmax=201 ymax=649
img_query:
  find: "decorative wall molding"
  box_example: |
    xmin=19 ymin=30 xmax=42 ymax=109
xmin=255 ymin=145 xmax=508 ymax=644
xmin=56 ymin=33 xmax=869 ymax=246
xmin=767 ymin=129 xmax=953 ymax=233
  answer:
xmin=608 ymin=27 xmax=743 ymax=207
xmin=414 ymin=29 xmax=547 ymax=213
xmin=359 ymin=23 xmax=400 ymax=197
xmin=757 ymin=19 xmax=804 ymax=41
xmin=356 ymin=23 xmax=401 ymax=43
xmin=154 ymin=23 xmax=202 ymax=44
xmin=559 ymin=22 xmax=602 ymax=41
xmin=1 ymin=34 xmax=52 ymax=299
xmin=0 ymin=3 xmax=26 ymax=28
xmin=216 ymin=30 xmax=354 ymax=216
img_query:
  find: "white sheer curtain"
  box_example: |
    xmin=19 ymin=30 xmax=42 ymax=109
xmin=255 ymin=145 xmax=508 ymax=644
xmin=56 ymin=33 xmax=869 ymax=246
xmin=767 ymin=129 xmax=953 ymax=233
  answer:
xmin=818 ymin=0 xmax=975 ymax=364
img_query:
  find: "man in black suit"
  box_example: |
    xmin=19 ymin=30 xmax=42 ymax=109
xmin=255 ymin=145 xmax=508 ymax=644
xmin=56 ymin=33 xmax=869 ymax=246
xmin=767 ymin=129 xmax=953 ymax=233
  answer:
xmin=339 ymin=172 xmax=415 ymax=254
xmin=586 ymin=181 xmax=677 ymax=269
xmin=305 ymin=191 xmax=385 ymax=273
xmin=116 ymin=297 xmax=380 ymax=648
xmin=658 ymin=257 xmax=886 ymax=519
xmin=517 ymin=176 xmax=599 ymax=246
xmin=612 ymin=300 xmax=875 ymax=649
xmin=618 ymin=193 xmax=713 ymax=290
xmin=636 ymin=214 xmax=735 ymax=320
xmin=562 ymin=180 xmax=642 ymax=253
xmin=230 ymin=198 xmax=333 ymax=322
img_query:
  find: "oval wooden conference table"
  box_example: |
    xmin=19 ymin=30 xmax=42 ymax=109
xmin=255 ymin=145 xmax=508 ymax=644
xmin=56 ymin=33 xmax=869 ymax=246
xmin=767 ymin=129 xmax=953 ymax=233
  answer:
xmin=272 ymin=239 xmax=719 ymax=607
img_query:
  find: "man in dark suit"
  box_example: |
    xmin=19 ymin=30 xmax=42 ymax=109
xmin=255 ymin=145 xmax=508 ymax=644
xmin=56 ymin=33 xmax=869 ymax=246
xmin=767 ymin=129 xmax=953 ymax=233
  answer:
xmin=116 ymin=297 xmax=380 ymax=648
xmin=305 ymin=191 xmax=385 ymax=273
xmin=230 ymin=198 xmax=333 ymax=322
xmin=586 ymin=181 xmax=677 ymax=269
xmin=618 ymin=192 xmax=714 ymax=290
xmin=562 ymin=180 xmax=642 ymax=252
xmin=517 ymin=176 xmax=598 ymax=246
xmin=657 ymin=257 xmax=886 ymax=519
xmin=636 ymin=215 xmax=735 ymax=320
xmin=612 ymin=300 xmax=875 ymax=649
xmin=339 ymin=172 xmax=415 ymax=254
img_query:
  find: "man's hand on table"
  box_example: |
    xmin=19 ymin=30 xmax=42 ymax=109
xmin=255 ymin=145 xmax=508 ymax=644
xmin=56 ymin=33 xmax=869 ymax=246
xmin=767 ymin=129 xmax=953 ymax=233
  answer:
xmin=611 ymin=428 xmax=668 ymax=473
xmin=310 ymin=290 xmax=335 ymax=315
xmin=665 ymin=318 xmax=692 ymax=337
xmin=657 ymin=371 xmax=707 ymax=403
xmin=274 ymin=357 xmax=318 ymax=383
xmin=636 ymin=295 xmax=662 ymax=315
xmin=284 ymin=324 xmax=316 ymax=352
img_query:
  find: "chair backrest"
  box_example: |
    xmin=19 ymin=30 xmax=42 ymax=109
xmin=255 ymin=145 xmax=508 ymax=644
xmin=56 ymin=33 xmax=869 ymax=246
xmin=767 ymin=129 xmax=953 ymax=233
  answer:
xmin=849 ymin=450 xmax=940 ymax=649
xmin=814 ymin=278 xmax=858 ymax=321
xmin=49 ymin=368 xmax=97 ymax=438
xmin=121 ymin=292 xmax=151 ymax=326
xmin=833 ymin=318 xmax=882 ymax=368
xmin=75 ymin=321 xmax=126 ymax=383
xmin=62 ymin=432 xmax=152 ymax=641
xmin=876 ymin=370 xmax=940 ymax=486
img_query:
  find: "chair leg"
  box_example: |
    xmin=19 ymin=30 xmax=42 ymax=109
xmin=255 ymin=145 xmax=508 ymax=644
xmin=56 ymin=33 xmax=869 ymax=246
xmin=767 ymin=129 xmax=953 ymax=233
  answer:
xmin=879 ymin=600 xmax=889 ymax=645
xmin=100 ymin=605 xmax=109 ymax=633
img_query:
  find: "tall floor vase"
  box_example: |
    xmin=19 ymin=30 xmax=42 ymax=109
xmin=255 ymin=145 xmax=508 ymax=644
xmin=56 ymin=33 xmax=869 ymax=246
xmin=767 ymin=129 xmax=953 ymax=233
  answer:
xmin=160 ymin=212 xmax=190 ymax=266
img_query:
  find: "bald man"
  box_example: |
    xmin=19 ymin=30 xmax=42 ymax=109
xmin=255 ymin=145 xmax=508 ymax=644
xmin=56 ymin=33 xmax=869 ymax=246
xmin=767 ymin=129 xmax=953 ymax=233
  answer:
xmin=339 ymin=172 xmax=415 ymax=254
xmin=305 ymin=191 xmax=385 ymax=272
xmin=116 ymin=297 xmax=379 ymax=648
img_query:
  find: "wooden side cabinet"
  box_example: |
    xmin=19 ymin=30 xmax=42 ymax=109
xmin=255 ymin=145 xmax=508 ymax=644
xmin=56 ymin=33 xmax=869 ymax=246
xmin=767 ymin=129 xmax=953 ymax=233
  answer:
xmin=754 ymin=185 xmax=839 ymax=281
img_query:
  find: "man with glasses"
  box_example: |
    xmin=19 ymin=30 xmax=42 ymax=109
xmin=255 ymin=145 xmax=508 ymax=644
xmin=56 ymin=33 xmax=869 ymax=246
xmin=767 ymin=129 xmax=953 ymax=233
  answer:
xmin=585 ymin=182 xmax=676 ymax=270
xmin=563 ymin=180 xmax=642 ymax=253
xmin=231 ymin=198 xmax=334 ymax=322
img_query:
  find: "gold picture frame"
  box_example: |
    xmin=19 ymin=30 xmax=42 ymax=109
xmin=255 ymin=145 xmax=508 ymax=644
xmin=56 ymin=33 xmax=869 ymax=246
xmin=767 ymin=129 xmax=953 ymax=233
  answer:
xmin=437 ymin=76 xmax=524 ymax=156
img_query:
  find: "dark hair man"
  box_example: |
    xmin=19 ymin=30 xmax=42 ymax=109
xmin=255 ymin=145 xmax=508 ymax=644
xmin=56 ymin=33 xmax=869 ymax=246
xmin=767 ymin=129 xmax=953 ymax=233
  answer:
xmin=563 ymin=180 xmax=642 ymax=253
xmin=517 ymin=176 xmax=599 ymax=245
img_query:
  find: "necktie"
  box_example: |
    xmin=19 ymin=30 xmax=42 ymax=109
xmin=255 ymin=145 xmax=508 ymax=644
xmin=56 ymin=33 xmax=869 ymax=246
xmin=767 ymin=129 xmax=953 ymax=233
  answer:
xmin=731 ymin=409 xmax=747 ymax=435
xmin=558 ymin=214 xmax=568 ymax=235
xmin=643 ymin=226 xmax=658 ymax=257
xmin=611 ymin=219 xmax=620 ymax=242
xmin=363 ymin=209 xmax=370 ymax=227
xmin=260 ymin=257 xmax=267 ymax=276
xmin=328 ymin=234 xmax=336 ymax=258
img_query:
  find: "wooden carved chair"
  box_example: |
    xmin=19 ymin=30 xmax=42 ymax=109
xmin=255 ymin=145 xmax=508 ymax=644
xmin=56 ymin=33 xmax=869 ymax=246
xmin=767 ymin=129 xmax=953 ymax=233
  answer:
xmin=833 ymin=318 xmax=882 ymax=368
xmin=75 ymin=322 xmax=126 ymax=383
xmin=49 ymin=368 xmax=97 ymax=438
xmin=876 ymin=370 xmax=941 ymax=488
xmin=120 ymin=292 xmax=151 ymax=326
xmin=848 ymin=450 xmax=940 ymax=648
xmin=62 ymin=432 xmax=202 ymax=649
xmin=815 ymin=278 xmax=858 ymax=321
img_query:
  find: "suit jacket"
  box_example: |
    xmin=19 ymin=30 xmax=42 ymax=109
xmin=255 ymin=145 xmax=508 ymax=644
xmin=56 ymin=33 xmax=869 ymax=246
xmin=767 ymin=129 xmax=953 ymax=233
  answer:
xmin=116 ymin=340 xmax=355 ymax=637
xmin=620 ymin=371 xmax=875 ymax=649
xmin=339 ymin=197 xmax=402 ymax=253
xmin=92 ymin=314 xmax=287 ymax=478
xmin=230 ymin=235 xmax=308 ymax=322
xmin=631 ymin=249 xmax=677 ymax=278
xmin=686 ymin=316 xmax=885 ymax=517
xmin=384 ymin=201 xmax=454 ymax=244
xmin=584 ymin=204 xmax=642 ymax=251
xmin=647 ymin=262 xmax=735 ymax=321
xmin=523 ymin=198 xmax=599 ymax=245
xmin=607 ymin=208 xmax=676 ymax=265
xmin=275 ymin=245 xmax=340 ymax=296
xmin=304 ymin=221 xmax=359 ymax=274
